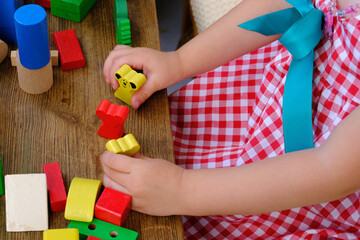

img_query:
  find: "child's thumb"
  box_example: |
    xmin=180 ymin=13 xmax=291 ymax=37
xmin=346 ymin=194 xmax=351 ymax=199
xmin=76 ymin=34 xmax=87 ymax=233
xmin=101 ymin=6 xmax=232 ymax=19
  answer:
xmin=131 ymin=80 xmax=158 ymax=109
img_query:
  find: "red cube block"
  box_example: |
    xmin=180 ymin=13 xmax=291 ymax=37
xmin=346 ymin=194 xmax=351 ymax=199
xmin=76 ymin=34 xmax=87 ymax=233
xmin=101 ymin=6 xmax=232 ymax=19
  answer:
xmin=87 ymin=236 xmax=102 ymax=240
xmin=43 ymin=162 xmax=67 ymax=212
xmin=95 ymin=187 xmax=132 ymax=226
xmin=35 ymin=0 xmax=51 ymax=8
xmin=53 ymin=29 xmax=85 ymax=71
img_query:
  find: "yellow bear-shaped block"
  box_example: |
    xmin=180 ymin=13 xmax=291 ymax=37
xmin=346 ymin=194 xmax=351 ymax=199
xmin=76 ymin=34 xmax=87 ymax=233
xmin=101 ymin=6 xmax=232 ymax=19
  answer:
xmin=114 ymin=64 xmax=146 ymax=106
xmin=105 ymin=133 xmax=140 ymax=156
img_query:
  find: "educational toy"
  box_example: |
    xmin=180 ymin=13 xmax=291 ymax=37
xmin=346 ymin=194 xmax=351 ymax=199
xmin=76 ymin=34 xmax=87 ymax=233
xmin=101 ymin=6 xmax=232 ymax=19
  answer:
xmin=96 ymin=100 xmax=129 ymax=139
xmin=0 ymin=0 xmax=23 ymax=44
xmin=51 ymin=0 xmax=97 ymax=22
xmin=35 ymin=0 xmax=51 ymax=8
xmin=11 ymin=50 xmax=59 ymax=67
xmin=68 ymin=218 xmax=138 ymax=240
xmin=87 ymin=236 xmax=102 ymax=240
xmin=65 ymin=177 xmax=102 ymax=222
xmin=0 ymin=39 xmax=8 ymax=64
xmin=115 ymin=19 xmax=132 ymax=46
xmin=43 ymin=162 xmax=67 ymax=212
xmin=105 ymin=134 xmax=140 ymax=157
xmin=5 ymin=174 xmax=48 ymax=232
xmin=53 ymin=29 xmax=85 ymax=71
xmin=14 ymin=4 xmax=53 ymax=94
xmin=95 ymin=187 xmax=132 ymax=226
xmin=43 ymin=228 xmax=80 ymax=240
xmin=114 ymin=64 xmax=146 ymax=106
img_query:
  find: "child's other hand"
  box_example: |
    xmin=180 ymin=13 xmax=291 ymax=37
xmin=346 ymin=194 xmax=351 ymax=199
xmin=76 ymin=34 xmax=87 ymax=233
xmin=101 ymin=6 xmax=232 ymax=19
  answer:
xmin=103 ymin=45 xmax=183 ymax=109
xmin=100 ymin=151 xmax=186 ymax=216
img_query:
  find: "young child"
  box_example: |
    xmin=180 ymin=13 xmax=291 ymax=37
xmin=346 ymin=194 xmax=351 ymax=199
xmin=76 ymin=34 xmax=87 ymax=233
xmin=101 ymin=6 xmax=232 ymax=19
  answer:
xmin=101 ymin=0 xmax=360 ymax=238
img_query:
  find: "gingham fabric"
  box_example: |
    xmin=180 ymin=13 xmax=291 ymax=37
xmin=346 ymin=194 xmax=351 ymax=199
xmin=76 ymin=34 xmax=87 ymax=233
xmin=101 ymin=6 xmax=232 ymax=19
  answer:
xmin=168 ymin=0 xmax=360 ymax=239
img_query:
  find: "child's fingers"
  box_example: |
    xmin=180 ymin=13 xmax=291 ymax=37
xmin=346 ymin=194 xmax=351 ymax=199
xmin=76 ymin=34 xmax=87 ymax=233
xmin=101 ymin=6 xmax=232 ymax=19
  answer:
xmin=103 ymin=174 xmax=131 ymax=196
xmin=131 ymin=76 xmax=160 ymax=109
xmin=101 ymin=151 xmax=135 ymax=173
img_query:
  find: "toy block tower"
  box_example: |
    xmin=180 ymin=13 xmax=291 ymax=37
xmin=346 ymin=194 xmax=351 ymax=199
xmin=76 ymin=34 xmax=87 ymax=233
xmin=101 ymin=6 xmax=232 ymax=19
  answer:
xmin=0 ymin=0 xmax=23 ymax=44
xmin=51 ymin=0 xmax=97 ymax=22
xmin=14 ymin=4 xmax=53 ymax=94
xmin=0 ymin=39 xmax=8 ymax=65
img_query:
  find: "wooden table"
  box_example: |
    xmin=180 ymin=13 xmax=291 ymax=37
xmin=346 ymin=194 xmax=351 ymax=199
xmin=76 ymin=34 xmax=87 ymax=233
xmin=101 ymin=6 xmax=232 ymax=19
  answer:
xmin=0 ymin=0 xmax=184 ymax=239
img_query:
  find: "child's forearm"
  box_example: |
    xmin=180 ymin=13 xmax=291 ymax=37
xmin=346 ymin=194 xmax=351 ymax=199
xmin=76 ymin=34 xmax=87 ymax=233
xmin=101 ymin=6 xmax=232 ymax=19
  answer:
xmin=176 ymin=0 xmax=292 ymax=79
xmin=178 ymin=107 xmax=360 ymax=216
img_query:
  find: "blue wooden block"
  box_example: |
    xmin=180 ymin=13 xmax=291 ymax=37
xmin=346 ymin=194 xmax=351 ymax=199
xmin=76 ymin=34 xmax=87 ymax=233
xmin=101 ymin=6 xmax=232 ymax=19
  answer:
xmin=0 ymin=0 xmax=23 ymax=44
xmin=14 ymin=4 xmax=50 ymax=70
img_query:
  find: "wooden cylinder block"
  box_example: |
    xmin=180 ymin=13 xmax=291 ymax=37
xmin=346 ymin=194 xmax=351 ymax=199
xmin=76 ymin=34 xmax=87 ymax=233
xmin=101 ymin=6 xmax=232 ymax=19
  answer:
xmin=16 ymin=50 xmax=53 ymax=94
xmin=0 ymin=39 xmax=8 ymax=64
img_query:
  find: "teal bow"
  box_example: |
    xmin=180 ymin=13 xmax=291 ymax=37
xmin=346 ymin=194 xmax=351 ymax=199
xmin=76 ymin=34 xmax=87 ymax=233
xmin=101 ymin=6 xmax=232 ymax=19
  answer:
xmin=239 ymin=0 xmax=323 ymax=153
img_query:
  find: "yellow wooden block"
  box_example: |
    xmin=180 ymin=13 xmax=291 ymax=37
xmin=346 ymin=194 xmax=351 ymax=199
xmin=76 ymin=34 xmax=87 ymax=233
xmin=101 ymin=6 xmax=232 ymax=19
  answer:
xmin=114 ymin=64 xmax=146 ymax=105
xmin=64 ymin=177 xmax=102 ymax=222
xmin=43 ymin=228 xmax=79 ymax=240
xmin=106 ymin=133 xmax=140 ymax=156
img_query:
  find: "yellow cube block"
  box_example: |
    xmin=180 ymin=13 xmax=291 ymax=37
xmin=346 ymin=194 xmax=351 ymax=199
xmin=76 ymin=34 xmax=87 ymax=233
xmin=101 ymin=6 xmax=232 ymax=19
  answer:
xmin=114 ymin=64 xmax=146 ymax=106
xmin=106 ymin=133 xmax=140 ymax=156
xmin=64 ymin=178 xmax=102 ymax=222
xmin=43 ymin=228 xmax=79 ymax=240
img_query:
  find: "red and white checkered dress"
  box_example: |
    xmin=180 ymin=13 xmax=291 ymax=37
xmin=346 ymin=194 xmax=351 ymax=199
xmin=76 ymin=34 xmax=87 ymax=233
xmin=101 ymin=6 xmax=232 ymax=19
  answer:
xmin=169 ymin=0 xmax=360 ymax=239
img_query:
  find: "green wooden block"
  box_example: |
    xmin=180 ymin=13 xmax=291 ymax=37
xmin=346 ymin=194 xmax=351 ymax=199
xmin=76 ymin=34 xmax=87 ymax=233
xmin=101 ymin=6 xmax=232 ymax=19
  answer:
xmin=113 ymin=0 xmax=128 ymax=20
xmin=0 ymin=154 xmax=4 ymax=195
xmin=51 ymin=0 xmax=97 ymax=22
xmin=68 ymin=218 xmax=138 ymax=240
xmin=115 ymin=18 xmax=130 ymax=33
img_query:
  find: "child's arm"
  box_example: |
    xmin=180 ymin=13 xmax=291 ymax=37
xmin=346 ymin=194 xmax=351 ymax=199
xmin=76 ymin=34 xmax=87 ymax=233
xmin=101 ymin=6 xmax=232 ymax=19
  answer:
xmin=101 ymin=106 xmax=360 ymax=216
xmin=103 ymin=0 xmax=292 ymax=109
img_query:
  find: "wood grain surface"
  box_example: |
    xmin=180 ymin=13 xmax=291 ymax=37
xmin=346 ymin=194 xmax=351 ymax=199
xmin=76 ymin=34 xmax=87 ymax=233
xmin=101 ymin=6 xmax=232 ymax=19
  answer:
xmin=0 ymin=0 xmax=184 ymax=239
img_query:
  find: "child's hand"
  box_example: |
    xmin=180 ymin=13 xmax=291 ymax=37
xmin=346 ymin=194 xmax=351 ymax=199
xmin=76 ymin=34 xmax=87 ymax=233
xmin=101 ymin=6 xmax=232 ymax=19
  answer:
xmin=100 ymin=151 xmax=186 ymax=216
xmin=103 ymin=45 xmax=184 ymax=109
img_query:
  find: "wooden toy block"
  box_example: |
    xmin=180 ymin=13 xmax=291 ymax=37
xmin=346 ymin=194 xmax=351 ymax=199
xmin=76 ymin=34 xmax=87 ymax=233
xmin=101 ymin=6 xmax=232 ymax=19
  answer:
xmin=35 ymin=0 xmax=51 ymax=8
xmin=113 ymin=0 xmax=128 ymax=19
xmin=5 ymin=174 xmax=48 ymax=232
xmin=105 ymin=134 xmax=140 ymax=157
xmin=114 ymin=65 xmax=146 ymax=106
xmin=0 ymin=0 xmax=23 ymax=44
xmin=96 ymin=100 xmax=129 ymax=139
xmin=15 ymin=50 xmax=53 ymax=94
xmin=95 ymin=187 xmax=132 ymax=226
xmin=51 ymin=0 xmax=97 ymax=22
xmin=0 ymin=39 xmax=8 ymax=64
xmin=65 ymin=177 xmax=102 ymax=222
xmin=43 ymin=228 xmax=79 ymax=240
xmin=11 ymin=50 xmax=59 ymax=67
xmin=68 ymin=218 xmax=138 ymax=240
xmin=87 ymin=236 xmax=102 ymax=240
xmin=43 ymin=162 xmax=67 ymax=212
xmin=53 ymin=29 xmax=85 ymax=71
xmin=0 ymin=154 xmax=4 ymax=196
xmin=14 ymin=4 xmax=53 ymax=94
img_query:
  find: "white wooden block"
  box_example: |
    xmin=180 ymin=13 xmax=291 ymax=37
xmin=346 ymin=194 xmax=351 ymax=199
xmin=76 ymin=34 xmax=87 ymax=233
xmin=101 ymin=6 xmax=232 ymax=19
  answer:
xmin=5 ymin=174 xmax=49 ymax=232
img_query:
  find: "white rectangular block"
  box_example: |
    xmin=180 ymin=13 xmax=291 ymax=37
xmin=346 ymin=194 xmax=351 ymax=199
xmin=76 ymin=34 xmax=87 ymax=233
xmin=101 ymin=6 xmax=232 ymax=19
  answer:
xmin=5 ymin=174 xmax=49 ymax=232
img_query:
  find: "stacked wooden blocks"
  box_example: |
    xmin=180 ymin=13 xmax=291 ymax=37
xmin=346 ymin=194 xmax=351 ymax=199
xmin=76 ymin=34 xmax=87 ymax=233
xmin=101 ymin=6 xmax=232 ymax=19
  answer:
xmin=114 ymin=0 xmax=131 ymax=46
xmin=51 ymin=0 xmax=97 ymax=22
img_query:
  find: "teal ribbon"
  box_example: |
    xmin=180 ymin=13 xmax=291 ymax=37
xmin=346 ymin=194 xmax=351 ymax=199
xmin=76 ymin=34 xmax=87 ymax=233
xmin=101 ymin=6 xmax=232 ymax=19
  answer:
xmin=238 ymin=0 xmax=323 ymax=153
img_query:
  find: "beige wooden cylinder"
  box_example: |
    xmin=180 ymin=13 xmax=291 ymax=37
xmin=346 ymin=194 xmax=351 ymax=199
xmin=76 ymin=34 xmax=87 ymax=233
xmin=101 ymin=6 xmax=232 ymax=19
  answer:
xmin=16 ymin=50 xmax=53 ymax=94
xmin=0 ymin=39 xmax=8 ymax=64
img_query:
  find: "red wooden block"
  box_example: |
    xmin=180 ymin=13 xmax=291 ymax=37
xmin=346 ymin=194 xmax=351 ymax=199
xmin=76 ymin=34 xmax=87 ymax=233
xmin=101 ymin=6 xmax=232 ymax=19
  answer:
xmin=87 ymin=236 xmax=102 ymax=240
xmin=53 ymin=29 xmax=85 ymax=71
xmin=35 ymin=0 xmax=51 ymax=8
xmin=95 ymin=187 xmax=132 ymax=226
xmin=43 ymin=162 xmax=67 ymax=212
xmin=96 ymin=100 xmax=129 ymax=139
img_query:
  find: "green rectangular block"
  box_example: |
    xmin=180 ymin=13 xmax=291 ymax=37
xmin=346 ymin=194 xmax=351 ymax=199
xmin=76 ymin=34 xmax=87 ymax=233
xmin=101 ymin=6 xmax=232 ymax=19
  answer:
xmin=68 ymin=218 xmax=138 ymax=240
xmin=0 ymin=154 xmax=4 ymax=195
xmin=51 ymin=0 xmax=97 ymax=22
